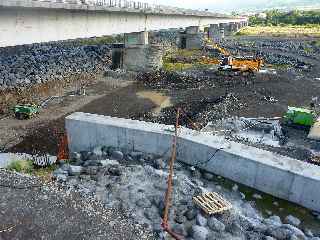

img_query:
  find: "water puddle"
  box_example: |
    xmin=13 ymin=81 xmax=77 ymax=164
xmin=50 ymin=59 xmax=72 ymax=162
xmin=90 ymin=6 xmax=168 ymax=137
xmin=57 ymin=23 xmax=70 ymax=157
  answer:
xmin=136 ymin=91 xmax=173 ymax=116
xmin=211 ymin=173 xmax=320 ymax=233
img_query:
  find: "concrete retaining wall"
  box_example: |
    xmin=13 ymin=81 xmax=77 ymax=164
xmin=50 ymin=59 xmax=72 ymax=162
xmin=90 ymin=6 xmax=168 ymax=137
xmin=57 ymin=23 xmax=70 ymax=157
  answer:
xmin=66 ymin=112 xmax=320 ymax=212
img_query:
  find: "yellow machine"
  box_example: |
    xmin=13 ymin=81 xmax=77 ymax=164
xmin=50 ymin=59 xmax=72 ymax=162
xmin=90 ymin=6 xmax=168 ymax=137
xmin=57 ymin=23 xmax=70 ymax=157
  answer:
xmin=204 ymin=40 xmax=263 ymax=74
xmin=220 ymin=56 xmax=264 ymax=73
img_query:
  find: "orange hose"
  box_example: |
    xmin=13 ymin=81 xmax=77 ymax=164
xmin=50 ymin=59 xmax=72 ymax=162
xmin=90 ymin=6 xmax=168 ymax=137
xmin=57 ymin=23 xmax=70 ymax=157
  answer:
xmin=161 ymin=108 xmax=183 ymax=240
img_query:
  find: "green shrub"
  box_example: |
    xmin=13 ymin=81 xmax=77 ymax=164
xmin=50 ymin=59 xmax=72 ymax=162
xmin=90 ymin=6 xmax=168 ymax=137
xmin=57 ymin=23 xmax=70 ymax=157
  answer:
xmin=163 ymin=62 xmax=193 ymax=72
xmin=7 ymin=160 xmax=34 ymax=174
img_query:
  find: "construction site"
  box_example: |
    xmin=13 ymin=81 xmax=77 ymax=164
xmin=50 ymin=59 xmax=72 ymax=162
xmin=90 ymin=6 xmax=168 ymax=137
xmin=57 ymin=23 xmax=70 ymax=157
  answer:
xmin=1 ymin=1 xmax=320 ymax=240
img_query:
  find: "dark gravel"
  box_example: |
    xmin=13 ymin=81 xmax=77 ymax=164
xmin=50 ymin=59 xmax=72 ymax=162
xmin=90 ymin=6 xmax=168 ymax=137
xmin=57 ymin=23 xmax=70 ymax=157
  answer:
xmin=0 ymin=169 xmax=154 ymax=240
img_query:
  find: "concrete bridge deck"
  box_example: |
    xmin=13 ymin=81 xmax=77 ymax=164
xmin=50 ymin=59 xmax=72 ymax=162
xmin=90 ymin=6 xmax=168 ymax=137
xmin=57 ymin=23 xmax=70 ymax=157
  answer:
xmin=0 ymin=0 xmax=247 ymax=47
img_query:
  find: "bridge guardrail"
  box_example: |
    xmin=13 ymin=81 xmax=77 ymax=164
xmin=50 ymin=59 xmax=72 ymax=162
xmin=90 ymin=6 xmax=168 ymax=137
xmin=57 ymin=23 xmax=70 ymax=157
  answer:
xmin=30 ymin=0 xmax=223 ymax=16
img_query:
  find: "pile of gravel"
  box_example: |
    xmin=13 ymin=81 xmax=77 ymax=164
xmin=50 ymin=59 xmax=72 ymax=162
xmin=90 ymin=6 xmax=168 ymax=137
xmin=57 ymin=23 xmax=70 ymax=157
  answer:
xmin=0 ymin=168 xmax=153 ymax=240
xmin=53 ymin=146 xmax=319 ymax=240
xmin=0 ymin=41 xmax=112 ymax=89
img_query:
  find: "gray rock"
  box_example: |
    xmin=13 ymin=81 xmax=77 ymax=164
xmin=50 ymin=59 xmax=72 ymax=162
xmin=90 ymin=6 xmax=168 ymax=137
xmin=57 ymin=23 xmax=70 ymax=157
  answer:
xmin=267 ymin=227 xmax=292 ymax=240
xmin=111 ymin=150 xmax=124 ymax=160
xmin=264 ymin=237 xmax=276 ymax=240
xmin=184 ymin=208 xmax=197 ymax=220
xmin=239 ymin=216 xmax=267 ymax=232
xmin=100 ymin=159 xmax=119 ymax=167
xmin=232 ymin=184 xmax=239 ymax=192
xmin=172 ymin=224 xmax=188 ymax=237
xmin=191 ymin=169 xmax=201 ymax=178
xmin=240 ymin=192 xmax=246 ymax=199
xmin=83 ymin=160 xmax=101 ymax=167
xmin=108 ymin=166 xmax=122 ymax=176
xmin=70 ymin=152 xmax=81 ymax=161
xmin=53 ymin=168 xmax=68 ymax=176
xmin=68 ymin=165 xmax=83 ymax=176
xmin=196 ymin=213 xmax=207 ymax=226
xmin=284 ymin=215 xmax=301 ymax=227
xmin=281 ymin=224 xmax=306 ymax=239
xmin=175 ymin=214 xmax=187 ymax=224
xmin=263 ymin=215 xmax=282 ymax=227
xmin=84 ymin=166 xmax=98 ymax=175
xmin=130 ymin=151 xmax=143 ymax=160
xmin=144 ymin=207 xmax=160 ymax=220
xmin=153 ymin=158 xmax=164 ymax=169
xmin=208 ymin=217 xmax=225 ymax=232
xmin=252 ymin=193 xmax=263 ymax=200
xmin=80 ymin=151 xmax=91 ymax=161
xmin=203 ymin=172 xmax=215 ymax=181
xmin=310 ymin=238 xmax=320 ymax=240
xmin=191 ymin=225 xmax=209 ymax=240
xmin=290 ymin=235 xmax=300 ymax=240
xmin=304 ymin=229 xmax=313 ymax=237
xmin=136 ymin=198 xmax=152 ymax=208
xmin=226 ymin=222 xmax=242 ymax=235
xmin=92 ymin=146 xmax=103 ymax=156
xmin=54 ymin=174 xmax=67 ymax=182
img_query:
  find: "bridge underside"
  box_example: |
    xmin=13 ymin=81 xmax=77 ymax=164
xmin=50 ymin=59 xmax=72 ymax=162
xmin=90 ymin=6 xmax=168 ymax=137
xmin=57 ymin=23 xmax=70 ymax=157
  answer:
xmin=0 ymin=5 xmax=245 ymax=47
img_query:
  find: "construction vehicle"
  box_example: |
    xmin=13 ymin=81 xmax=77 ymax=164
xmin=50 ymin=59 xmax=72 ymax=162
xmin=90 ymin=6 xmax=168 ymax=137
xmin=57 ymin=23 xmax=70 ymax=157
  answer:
xmin=204 ymin=40 xmax=263 ymax=74
xmin=13 ymin=104 xmax=39 ymax=120
xmin=283 ymin=106 xmax=316 ymax=127
xmin=219 ymin=55 xmax=263 ymax=74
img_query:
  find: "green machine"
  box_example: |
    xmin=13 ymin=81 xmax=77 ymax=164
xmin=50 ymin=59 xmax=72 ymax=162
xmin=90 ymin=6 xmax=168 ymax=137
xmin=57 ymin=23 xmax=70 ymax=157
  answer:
xmin=14 ymin=104 xmax=40 ymax=120
xmin=283 ymin=106 xmax=316 ymax=127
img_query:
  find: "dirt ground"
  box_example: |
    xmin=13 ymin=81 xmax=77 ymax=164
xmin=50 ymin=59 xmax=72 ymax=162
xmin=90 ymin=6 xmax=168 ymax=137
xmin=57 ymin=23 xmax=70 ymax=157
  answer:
xmin=1 ymin=36 xmax=320 ymax=161
xmin=1 ymin=34 xmax=320 ymax=240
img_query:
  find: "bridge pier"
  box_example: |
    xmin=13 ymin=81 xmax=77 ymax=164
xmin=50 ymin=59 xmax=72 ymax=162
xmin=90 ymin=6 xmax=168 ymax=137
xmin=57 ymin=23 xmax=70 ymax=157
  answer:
xmin=179 ymin=26 xmax=203 ymax=50
xmin=208 ymin=24 xmax=220 ymax=42
xmin=121 ymin=31 xmax=163 ymax=71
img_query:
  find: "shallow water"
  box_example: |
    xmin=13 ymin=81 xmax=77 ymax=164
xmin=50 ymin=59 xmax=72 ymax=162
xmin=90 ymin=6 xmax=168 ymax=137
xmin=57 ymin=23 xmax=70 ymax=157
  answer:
xmin=210 ymin=172 xmax=320 ymax=233
xmin=136 ymin=90 xmax=173 ymax=116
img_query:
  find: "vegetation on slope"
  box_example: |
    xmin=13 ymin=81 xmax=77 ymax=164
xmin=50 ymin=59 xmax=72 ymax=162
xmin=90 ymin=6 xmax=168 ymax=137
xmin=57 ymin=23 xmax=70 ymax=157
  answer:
xmin=249 ymin=10 xmax=320 ymax=26
xmin=237 ymin=25 xmax=320 ymax=37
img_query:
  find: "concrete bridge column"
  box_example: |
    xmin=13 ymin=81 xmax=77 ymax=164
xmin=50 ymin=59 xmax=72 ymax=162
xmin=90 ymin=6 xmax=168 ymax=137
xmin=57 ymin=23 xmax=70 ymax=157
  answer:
xmin=179 ymin=26 xmax=203 ymax=50
xmin=208 ymin=24 xmax=219 ymax=41
xmin=219 ymin=23 xmax=226 ymax=39
xmin=122 ymin=31 xmax=162 ymax=71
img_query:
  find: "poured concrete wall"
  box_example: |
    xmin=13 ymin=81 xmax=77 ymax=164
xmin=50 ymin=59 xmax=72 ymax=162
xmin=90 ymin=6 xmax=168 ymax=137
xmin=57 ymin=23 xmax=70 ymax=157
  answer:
xmin=123 ymin=45 xmax=163 ymax=71
xmin=66 ymin=112 xmax=320 ymax=212
xmin=0 ymin=0 xmax=247 ymax=47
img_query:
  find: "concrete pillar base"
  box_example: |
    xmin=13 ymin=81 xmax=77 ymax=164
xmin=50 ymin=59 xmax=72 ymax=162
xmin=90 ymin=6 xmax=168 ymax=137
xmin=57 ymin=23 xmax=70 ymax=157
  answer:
xmin=123 ymin=45 xmax=163 ymax=72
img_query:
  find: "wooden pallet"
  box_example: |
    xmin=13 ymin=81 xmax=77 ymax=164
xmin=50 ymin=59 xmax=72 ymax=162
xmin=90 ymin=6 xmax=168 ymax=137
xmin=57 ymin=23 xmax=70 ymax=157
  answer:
xmin=193 ymin=192 xmax=232 ymax=215
xmin=311 ymin=156 xmax=320 ymax=165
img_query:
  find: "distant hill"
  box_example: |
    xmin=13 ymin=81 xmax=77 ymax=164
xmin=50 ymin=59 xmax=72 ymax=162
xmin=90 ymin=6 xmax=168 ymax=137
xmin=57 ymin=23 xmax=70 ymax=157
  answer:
xmin=244 ymin=0 xmax=320 ymax=12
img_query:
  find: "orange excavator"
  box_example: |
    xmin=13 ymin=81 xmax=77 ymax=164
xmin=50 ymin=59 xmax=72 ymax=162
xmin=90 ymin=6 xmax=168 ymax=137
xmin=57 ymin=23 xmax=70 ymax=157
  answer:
xmin=219 ymin=55 xmax=263 ymax=74
xmin=203 ymin=40 xmax=264 ymax=74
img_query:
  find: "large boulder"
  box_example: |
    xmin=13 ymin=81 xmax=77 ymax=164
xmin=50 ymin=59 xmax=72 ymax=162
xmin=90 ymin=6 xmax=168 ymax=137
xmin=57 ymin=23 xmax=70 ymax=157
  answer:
xmin=111 ymin=150 xmax=124 ymax=161
xmin=208 ymin=217 xmax=225 ymax=232
xmin=68 ymin=165 xmax=83 ymax=176
xmin=196 ymin=213 xmax=207 ymax=226
xmin=191 ymin=225 xmax=209 ymax=240
xmin=284 ymin=215 xmax=301 ymax=227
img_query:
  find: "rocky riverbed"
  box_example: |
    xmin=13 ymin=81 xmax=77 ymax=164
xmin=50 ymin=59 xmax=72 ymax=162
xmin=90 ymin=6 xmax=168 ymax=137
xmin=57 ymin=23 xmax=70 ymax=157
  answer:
xmin=53 ymin=146 xmax=320 ymax=240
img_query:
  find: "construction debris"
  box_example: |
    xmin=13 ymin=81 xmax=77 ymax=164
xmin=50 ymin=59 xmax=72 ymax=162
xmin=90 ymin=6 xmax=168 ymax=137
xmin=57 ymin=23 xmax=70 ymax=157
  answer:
xmin=193 ymin=192 xmax=232 ymax=215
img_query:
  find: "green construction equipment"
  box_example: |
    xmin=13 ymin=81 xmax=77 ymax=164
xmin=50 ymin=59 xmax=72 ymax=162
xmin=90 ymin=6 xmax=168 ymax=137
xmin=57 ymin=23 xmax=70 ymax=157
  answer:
xmin=283 ymin=106 xmax=316 ymax=127
xmin=13 ymin=104 xmax=40 ymax=120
